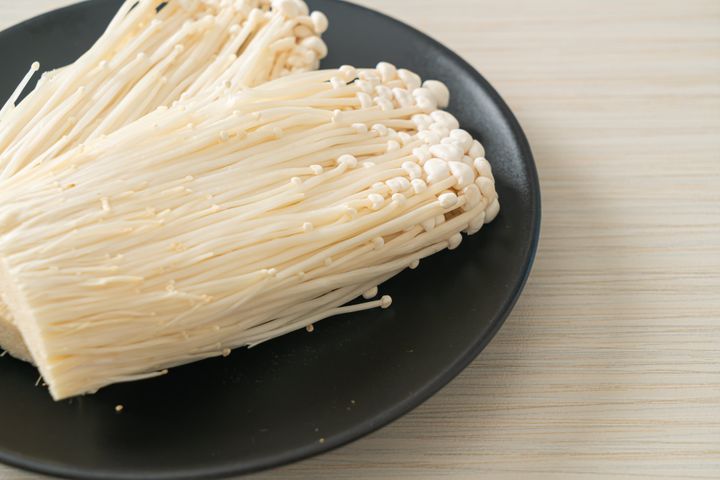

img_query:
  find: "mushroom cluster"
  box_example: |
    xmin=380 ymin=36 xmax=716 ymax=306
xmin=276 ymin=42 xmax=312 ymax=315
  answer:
xmin=0 ymin=1 xmax=500 ymax=401
xmin=0 ymin=0 xmax=327 ymax=179
xmin=0 ymin=63 xmax=499 ymax=399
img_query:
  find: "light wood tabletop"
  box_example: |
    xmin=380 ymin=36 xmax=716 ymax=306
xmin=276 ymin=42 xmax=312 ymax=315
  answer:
xmin=1 ymin=0 xmax=719 ymax=479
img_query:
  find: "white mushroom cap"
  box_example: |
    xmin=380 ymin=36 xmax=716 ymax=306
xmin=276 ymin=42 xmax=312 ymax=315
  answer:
xmin=475 ymin=176 xmax=496 ymax=198
xmin=351 ymin=123 xmax=368 ymax=134
xmin=368 ymin=193 xmax=384 ymax=210
xmin=412 ymin=145 xmax=431 ymax=163
xmin=376 ymin=62 xmax=398 ymax=82
xmin=339 ymin=65 xmax=357 ymax=80
xmin=272 ymin=0 xmax=301 ymax=18
xmin=392 ymin=88 xmax=414 ymax=108
xmin=398 ymin=132 xmax=413 ymax=145
xmin=422 ymin=80 xmax=450 ymax=108
xmin=411 ymin=178 xmax=428 ymax=194
xmin=391 ymin=193 xmax=406 ymax=205
xmin=415 ymin=96 xmax=436 ymax=113
xmin=421 ymin=217 xmax=436 ymax=231
xmin=387 ymin=177 xmax=410 ymax=193
xmin=466 ymin=212 xmax=486 ymax=234
xmin=429 ymin=123 xmax=450 ymax=139
xmin=485 ymin=198 xmax=500 ymax=223
xmin=473 ymin=157 xmax=493 ymax=179
xmin=371 ymin=123 xmax=388 ymax=136
xmin=310 ymin=11 xmax=328 ymax=33
xmin=418 ymin=130 xmax=441 ymax=145
xmin=449 ymin=129 xmax=473 ymax=152
xmin=430 ymin=110 xmax=459 ymax=130
xmin=402 ymin=161 xmax=423 ymax=179
xmin=301 ymin=36 xmax=327 ymax=59
xmin=337 ymin=154 xmax=357 ymax=168
xmin=362 ymin=286 xmax=378 ymax=299
xmin=438 ymin=191 xmax=459 ymax=208
xmin=448 ymin=161 xmax=475 ymax=189
xmin=397 ymin=69 xmax=421 ymax=89
xmin=468 ymin=140 xmax=485 ymax=158
xmin=411 ymin=114 xmax=433 ymax=131
xmin=448 ymin=232 xmax=463 ymax=250
xmin=429 ymin=143 xmax=463 ymax=163
xmin=423 ymin=158 xmax=451 ymax=184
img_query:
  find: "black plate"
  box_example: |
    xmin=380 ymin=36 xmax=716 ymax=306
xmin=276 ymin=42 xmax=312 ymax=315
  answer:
xmin=0 ymin=1 xmax=540 ymax=478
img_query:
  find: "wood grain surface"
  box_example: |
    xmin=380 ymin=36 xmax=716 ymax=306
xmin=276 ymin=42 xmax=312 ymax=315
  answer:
xmin=1 ymin=1 xmax=719 ymax=479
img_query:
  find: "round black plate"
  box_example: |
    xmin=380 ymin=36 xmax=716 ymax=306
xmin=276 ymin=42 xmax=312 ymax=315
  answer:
xmin=0 ymin=1 xmax=540 ymax=479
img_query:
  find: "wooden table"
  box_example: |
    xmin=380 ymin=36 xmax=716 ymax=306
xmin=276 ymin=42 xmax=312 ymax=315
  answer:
xmin=1 ymin=1 xmax=718 ymax=478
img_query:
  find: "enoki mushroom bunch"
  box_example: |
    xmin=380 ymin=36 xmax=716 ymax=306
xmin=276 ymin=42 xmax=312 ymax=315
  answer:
xmin=0 ymin=0 xmax=327 ymax=178
xmin=0 ymin=64 xmax=499 ymax=400
xmin=0 ymin=0 xmax=328 ymax=361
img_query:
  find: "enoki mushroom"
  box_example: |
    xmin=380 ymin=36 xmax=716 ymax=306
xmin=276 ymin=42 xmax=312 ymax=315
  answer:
xmin=0 ymin=63 xmax=499 ymax=400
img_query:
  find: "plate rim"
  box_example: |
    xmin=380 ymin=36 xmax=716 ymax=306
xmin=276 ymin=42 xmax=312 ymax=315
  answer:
xmin=0 ymin=0 xmax=541 ymax=478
